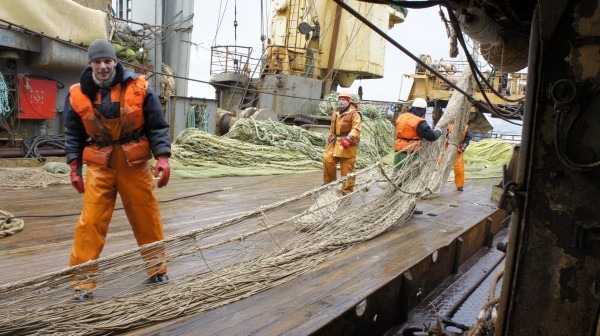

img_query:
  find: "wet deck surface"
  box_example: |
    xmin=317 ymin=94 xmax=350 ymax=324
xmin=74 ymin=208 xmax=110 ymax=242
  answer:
xmin=0 ymin=171 xmax=504 ymax=335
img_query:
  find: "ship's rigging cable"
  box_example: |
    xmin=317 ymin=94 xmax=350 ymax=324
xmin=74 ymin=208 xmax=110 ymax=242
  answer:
xmin=212 ymin=0 xmax=229 ymax=47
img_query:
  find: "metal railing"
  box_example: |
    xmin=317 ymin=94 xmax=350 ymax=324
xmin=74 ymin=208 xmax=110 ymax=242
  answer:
xmin=472 ymin=131 xmax=521 ymax=144
xmin=210 ymin=46 xmax=259 ymax=76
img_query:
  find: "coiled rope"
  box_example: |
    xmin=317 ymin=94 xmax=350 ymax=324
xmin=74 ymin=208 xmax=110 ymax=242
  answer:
xmin=21 ymin=134 xmax=67 ymax=161
xmin=459 ymin=7 xmax=502 ymax=46
xmin=0 ymin=210 xmax=24 ymax=238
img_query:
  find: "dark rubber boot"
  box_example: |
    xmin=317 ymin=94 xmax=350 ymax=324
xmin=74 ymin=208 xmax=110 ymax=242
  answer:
xmin=149 ymin=273 xmax=169 ymax=284
xmin=73 ymin=290 xmax=93 ymax=301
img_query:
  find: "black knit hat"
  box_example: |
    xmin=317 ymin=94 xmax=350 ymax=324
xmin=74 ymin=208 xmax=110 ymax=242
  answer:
xmin=87 ymin=39 xmax=117 ymax=63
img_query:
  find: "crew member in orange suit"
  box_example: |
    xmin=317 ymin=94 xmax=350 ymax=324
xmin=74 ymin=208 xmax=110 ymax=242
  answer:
xmin=447 ymin=123 xmax=472 ymax=191
xmin=323 ymin=92 xmax=362 ymax=195
xmin=394 ymin=97 xmax=442 ymax=215
xmin=63 ymin=39 xmax=171 ymax=301
xmin=394 ymin=97 xmax=442 ymax=168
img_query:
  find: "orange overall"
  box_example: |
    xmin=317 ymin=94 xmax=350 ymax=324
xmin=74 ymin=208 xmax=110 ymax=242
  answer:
xmin=447 ymin=124 xmax=469 ymax=189
xmin=68 ymin=81 xmax=166 ymax=290
xmin=323 ymin=106 xmax=361 ymax=194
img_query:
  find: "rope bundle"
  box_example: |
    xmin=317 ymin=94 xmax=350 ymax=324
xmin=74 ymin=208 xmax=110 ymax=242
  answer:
xmin=0 ymin=210 xmax=24 ymax=238
xmin=459 ymin=7 xmax=502 ymax=46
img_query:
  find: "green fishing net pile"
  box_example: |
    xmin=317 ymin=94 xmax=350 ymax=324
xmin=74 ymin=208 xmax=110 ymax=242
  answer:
xmin=462 ymin=138 xmax=515 ymax=179
xmin=169 ymin=92 xmax=395 ymax=179
xmin=168 ymin=91 xmax=514 ymax=180
xmin=170 ymin=115 xmax=394 ymax=179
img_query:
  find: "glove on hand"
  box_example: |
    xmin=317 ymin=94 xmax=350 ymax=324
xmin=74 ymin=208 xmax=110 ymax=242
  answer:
xmin=154 ymin=155 xmax=171 ymax=188
xmin=458 ymin=145 xmax=466 ymax=153
xmin=434 ymin=127 xmax=443 ymax=138
xmin=341 ymin=137 xmax=352 ymax=148
xmin=69 ymin=160 xmax=85 ymax=194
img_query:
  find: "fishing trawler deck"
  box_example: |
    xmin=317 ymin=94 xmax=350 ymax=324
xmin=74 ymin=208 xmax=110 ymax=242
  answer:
xmin=0 ymin=171 xmax=507 ymax=335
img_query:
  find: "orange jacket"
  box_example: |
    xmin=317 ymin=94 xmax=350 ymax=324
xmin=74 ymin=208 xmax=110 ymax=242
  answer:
xmin=69 ymin=77 xmax=151 ymax=167
xmin=394 ymin=113 xmax=424 ymax=152
xmin=326 ymin=106 xmax=361 ymax=159
xmin=328 ymin=107 xmax=361 ymax=142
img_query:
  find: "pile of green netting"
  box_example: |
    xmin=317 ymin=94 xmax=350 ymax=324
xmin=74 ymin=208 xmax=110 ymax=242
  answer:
xmin=168 ymin=89 xmax=515 ymax=180
xmin=462 ymin=138 xmax=516 ymax=178
xmin=170 ymin=115 xmax=395 ymax=179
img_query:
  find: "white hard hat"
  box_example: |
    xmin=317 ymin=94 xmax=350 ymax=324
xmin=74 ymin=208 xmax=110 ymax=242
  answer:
xmin=411 ymin=97 xmax=427 ymax=108
xmin=338 ymin=91 xmax=354 ymax=103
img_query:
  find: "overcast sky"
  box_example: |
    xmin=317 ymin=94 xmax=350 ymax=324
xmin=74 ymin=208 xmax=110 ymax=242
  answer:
xmin=187 ymin=2 xmax=463 ymax=102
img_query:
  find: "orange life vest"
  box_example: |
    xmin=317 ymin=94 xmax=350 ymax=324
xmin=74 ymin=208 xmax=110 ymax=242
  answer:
xmin=69 ymin=77 xmax=152 ymax=168
xmin=394 ymin=113 xmax=424 ymax=152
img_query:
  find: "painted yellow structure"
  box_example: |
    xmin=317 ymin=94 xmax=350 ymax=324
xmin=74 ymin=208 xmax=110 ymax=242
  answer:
xmin=266 ymin=0 xmax=405 ymax=88
xmin=407 ymin=59 xmax=527 ymax=106
xmin=405 ymin=55 xmax=527 ymax=132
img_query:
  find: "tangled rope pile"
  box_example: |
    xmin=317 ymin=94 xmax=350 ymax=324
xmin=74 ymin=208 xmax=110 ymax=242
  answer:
xmin=0 ymin=69 xmax=508 ymax=334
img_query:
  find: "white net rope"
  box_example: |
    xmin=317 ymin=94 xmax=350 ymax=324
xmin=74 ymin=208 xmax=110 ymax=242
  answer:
xmin=0 ymin=71 xmax=476 ymax=335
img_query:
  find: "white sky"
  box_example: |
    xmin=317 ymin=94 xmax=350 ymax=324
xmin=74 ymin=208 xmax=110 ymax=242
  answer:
xmin=187 ymin=2 xmax=469 ymax=102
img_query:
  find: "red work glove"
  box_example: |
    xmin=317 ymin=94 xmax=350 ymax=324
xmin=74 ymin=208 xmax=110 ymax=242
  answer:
xmin=69 ymin=160 xmax=85 ymax=194
xmin=154 ymin=155 xmax=171 ymax=188
xmin=458 ymin=145 xmax=466 ymax=153
xmin=341 ymin=137 xmax=351 ymax=148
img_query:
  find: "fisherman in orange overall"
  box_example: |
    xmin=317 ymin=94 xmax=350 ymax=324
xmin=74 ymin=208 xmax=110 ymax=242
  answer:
xmin=447 ymin=123 xmax=472 ymax=191
xmin=394 ymin=97 xmax=442 ymax=168
xmin=63 ymin=39 xmax=172 ymax=301
xmin=394 ymin=97 xmax=442 ymax=215
xmin=323 ymin=92 xmax=362 ymax=195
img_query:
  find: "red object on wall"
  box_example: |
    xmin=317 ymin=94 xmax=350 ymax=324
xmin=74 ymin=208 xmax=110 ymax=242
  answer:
xmin=17 ymin=76 xmax=58 ymax=119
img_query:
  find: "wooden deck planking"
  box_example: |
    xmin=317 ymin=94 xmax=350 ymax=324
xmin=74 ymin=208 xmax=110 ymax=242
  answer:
xmin=0 ymin=171 xmax=503 ymax=335
xmin=126 ymin=179 xmax=502 ymax=335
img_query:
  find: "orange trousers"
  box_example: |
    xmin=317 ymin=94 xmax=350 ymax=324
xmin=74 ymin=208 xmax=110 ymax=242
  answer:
xmin=323 ymin=153 xmax=356 ymax=194
xmin=69 ymin=146 xmax=166 ymax=290
xmin=454 ymin=152 xmax=465 ymax=188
